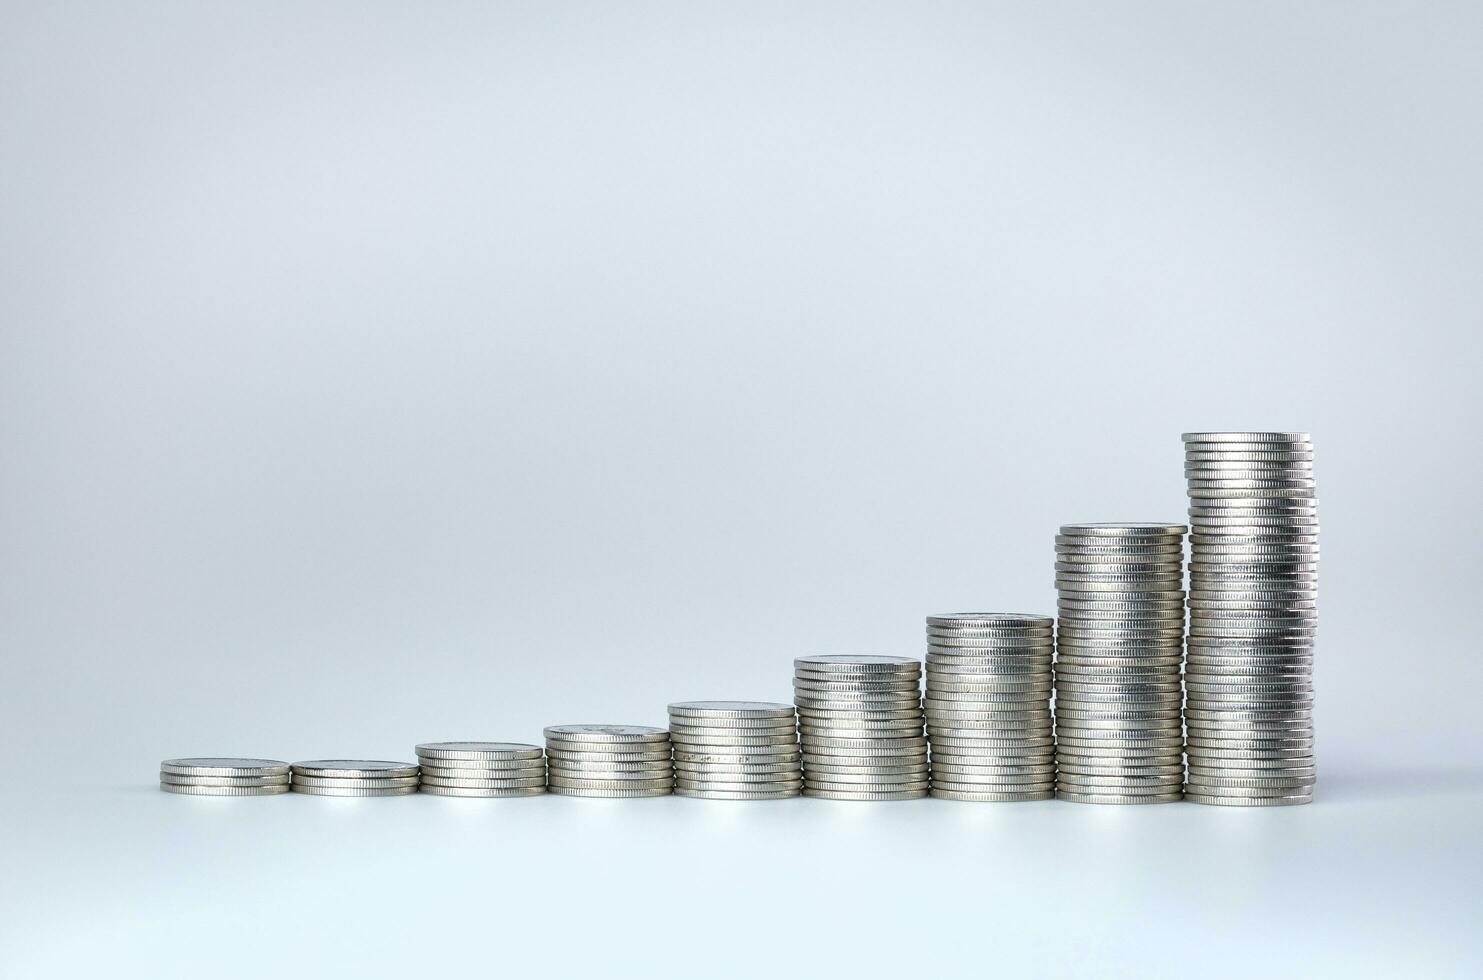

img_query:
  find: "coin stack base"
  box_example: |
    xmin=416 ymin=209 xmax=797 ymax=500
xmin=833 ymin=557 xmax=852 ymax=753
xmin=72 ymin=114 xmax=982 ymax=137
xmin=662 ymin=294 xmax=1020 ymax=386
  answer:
xmin=544 ymin=725 xmax=673 ymax=797
xmin=415 ymin=742 xmax=547 ymax=797
xmin=669 ymin=702 xmax=801 ymax=799
xmin=794 ymin=655 xmax=928 ymax=800
xmin=1183 ymin=432 xmax=1318 ymax=805
xmin=925 ymin=614 xmax=1055 ymax=801
xmin=1054 ymin=523 xmax=1189 ymax=804
xmin=160 ymin=758 xmax=290 ymax=796
xmin=290 ymin=760 xmax=420 ymax=796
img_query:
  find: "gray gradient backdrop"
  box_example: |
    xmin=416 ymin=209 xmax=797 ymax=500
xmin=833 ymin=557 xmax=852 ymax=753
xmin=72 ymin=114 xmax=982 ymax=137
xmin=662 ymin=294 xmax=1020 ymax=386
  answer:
xmin=3 ymin=2 xmax=1481 ymax=977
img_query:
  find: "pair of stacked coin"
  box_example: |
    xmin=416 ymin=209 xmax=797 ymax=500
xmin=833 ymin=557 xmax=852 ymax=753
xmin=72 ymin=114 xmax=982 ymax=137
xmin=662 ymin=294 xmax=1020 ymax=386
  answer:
xmin=668 ymin=702 xmax=801 ymax=799
xmin=415 ymin=742 xmax=546 ymax=797
xmin=290 ymin=760 xmax=420 ymax=796
xmin=924 ymin=614 xmax=1055 ymax=801
xmin=1182 ymin=431 xmax=1318 ymax=806
xmin=794 ymin=655 xmax=928 ymax=800
xmin=1054 ymin=523 xmax=1189 ymax=804
xmin=159 ymin=758 xmax=290 ymax=796
xmin=544 ymin=725 xmax=673 ymax=797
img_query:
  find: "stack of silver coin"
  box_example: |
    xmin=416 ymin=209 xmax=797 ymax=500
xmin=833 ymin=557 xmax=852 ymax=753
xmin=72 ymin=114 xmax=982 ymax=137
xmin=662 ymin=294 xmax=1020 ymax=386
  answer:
xmin=924 ymin=614 xmax=1055 ymax=801
xmin=1054 ymin=523 xmax=1188 ymax=804
xmin=543 ymin=725 xmax=674 ymax=797
xmin=160 ymin=758 xmax=290 ymax=796
xmin=1182 ymin=431 xmax=1318 ymax=806
xmin=794 ymin=655 xmax=928 ymax=800
xmin=415 ymin=742 xmax=547 ymax=797
xmin=668 ymin=702 xmax=801 ymax=799
xmin=290 ymin=760 xmax=420 ymax=796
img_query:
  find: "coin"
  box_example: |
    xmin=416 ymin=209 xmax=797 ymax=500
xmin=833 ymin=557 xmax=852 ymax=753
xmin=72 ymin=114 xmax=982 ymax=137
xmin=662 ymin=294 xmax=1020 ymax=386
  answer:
xmin=291 ymin=785 xmax=418 ymax=797
xmin=414 ymin=742 xmax=544 ymax=761
xmin=291 ymin=760 xmax=419 ymax=778
xmin=159 ymin=773 xmax=290 ymax=787
xmin=543 ymin=725 xmax=669 ymax=743
xmin=420 ymin=785 xmax=547 ymax=798
xmin=291 ymin=775 xmax=420 ymax=789
xmin=159 ymin=783 xmax=290 ymax=796
xmin=160 ymin=758 xmax=290 ymax=777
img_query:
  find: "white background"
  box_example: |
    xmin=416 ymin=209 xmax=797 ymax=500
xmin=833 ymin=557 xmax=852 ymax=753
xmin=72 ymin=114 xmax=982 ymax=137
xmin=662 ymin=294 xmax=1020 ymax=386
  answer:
xmin=3 ymin=2 xmax=1480 ymax=977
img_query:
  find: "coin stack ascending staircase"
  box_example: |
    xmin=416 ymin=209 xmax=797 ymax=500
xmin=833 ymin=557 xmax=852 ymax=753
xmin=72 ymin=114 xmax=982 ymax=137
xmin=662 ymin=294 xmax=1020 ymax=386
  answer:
xmin=290 ymin=760 xmax=420 ymax=796
xmin=159 ymin=758 xmax=290 ymax=796
xmin=793 ymin=655 xmax=928 ymax=800
xmin=924 ymin=614 xmax=1055 ymax=801
xmin=544 ymin=725 xmax=674 ymax=797
xmin=1054 ymin=523 xmax=1188 ymax=804
xmin=1182 ymin=432 xmax=1318 ymax=806
xmin=415 ymin=742 xmax=547 ymax=797
xmin=668 ymin=702 xmax=801 ymax=799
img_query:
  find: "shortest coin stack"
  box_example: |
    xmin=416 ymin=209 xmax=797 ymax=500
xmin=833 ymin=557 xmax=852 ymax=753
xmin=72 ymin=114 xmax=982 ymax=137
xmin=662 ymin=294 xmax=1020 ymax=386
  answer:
xmin=290 ymin=760 xmax=420 ymax=796
xmin=669 ymin=701 xmax=801 ymax=799
xmin=415 ymin=742 xmax=547 ymax=797
xmin=544 ymin=725 xmax=674 ymax=797
xmin=160 ymin=758 xmax=290 ymax=796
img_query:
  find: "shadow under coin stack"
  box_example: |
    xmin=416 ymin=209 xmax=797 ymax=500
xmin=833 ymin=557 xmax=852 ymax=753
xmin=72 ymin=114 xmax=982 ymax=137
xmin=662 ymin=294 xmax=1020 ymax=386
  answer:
xmin=1181 ymin=432 xmax=1318 ymax=806
xmin=1054 ymin=524 xmax=1189 ymax=804
xmin=159 ymin=758 xmax=290 ymax=796
xmin=669 ymin=701 xmax=801 ymax=799
xmin=924 ymin=614 xmax=1056 ymax=801
xmin=543 ymin=725 xmax=674 ymax=797
xmin=794 ymin=655 xmax=928 ymax=800
xmin=415 ymin=742 xmax=547 ymax=797
xmin=290 ymin=760 xmax=420 ymax=796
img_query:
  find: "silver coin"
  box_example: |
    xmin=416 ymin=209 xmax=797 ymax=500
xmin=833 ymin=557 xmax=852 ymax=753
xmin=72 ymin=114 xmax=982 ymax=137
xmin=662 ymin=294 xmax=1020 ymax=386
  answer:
xmin=546 ymin=775 xmax=674 ymax=790
xmin=420 ymin=785 xmax=547 ymax=798
xmin=793 ymin=655 xmax=920 ymax=672
xmin=929 ymin=788 xmax=1053 ymax=802
xmin=160 ymin=783 xmax=290 ymax=796
xmin=673 ymin=761 xmax=801 ymax=775
xmin=1055 ymin=762 xmax=1184 ymax=777
xmin=674 ymin=788 xmax=800 ymax=800
xmin=675 ymin=778 xmax=804 ymax=792
xmin=927 ymin=613 xmax=1055 ymax=628
xmin=547 ymin=786 xmax=673 ymax=798
xmin=416 ymin=765 xmax=547 ymax=780
xmin=291 ymin=785 xmax=418 ymax=797
xmin=667 ymin=720 xmax=797 ymax=733
xmin=414 ymin=742 xmax=543 ymax=761
xmin=543 ymin=725 xmax=669 ymax=743
xmin=670 ymin=768 xmax=800 ymax=783
xmin=669 ymin=733 xmax=799 ymax=746
xmin=159 ymin=773 xmax=291 ymax=787
xmin=416 ymin=757 xmax=547 ymax=772
xmin=673 ymin=748 xmax=801 ymax=763
xmin=802 ymin=788 xmax=928 ymax=800
xmin=291 ymin=775 xmax=420 ymax=788
xmin=666 ymin=701 xmax=795 ymax=719
xmin=1054 ymin=790 xmax=1182 ymax=804
xmin=160 ymin=758 xmax=290 ymax=777
xmin=419 ymin=774 xmax=549 ymax=789
xmin=543 ymin=765 xmax=672 ymax=780
xmin=805 ymin=779 xmax=930 ymax=793
xmin=291 ymin=760 xmax=419 ymax=778
xmin=1181 ymin=432 xmax=1309 ymax=444
xmin=544 ymin=748 xmax=673 ymax=762
xmin=1185 ymin=792 xmax=1312 ymax=806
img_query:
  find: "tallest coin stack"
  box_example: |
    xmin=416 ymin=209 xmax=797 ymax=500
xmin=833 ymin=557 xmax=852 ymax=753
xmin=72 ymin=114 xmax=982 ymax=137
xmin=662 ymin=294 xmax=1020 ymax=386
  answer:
xmin=1181 ymin=432 xmax=1318 ymax=806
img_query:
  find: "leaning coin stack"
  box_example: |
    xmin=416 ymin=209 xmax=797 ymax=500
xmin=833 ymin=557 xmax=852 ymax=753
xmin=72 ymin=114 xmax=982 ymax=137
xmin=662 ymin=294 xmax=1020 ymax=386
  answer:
xmin=794 ymin=655 xmax=928 ymax=800
xmin=924 ymin=614 xmax=1055 ymax=801
xmin=1182 ymin=432 xmax=1318 ymax=806
xmin=415 ymin=742 xmax=546 ymax=797
xmin=668 ymin=702 xmax=801 ymax=799
xmin=543 ymin=725 xmax=674 ymax=797
xmin=290 ymin=759 xmax=420 ymax=796
xmin=1054 ymin=523 xmax=1189 ymax=804
xmin=159 ymin=758 xmax=290 ymax=796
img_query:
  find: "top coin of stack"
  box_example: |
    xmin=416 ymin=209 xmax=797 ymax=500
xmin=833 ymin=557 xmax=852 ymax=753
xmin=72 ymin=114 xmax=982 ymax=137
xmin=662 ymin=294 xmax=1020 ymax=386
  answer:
xmin=160 ymin=758 xmax=290 ymax=796
xmin=1181 ymin=432 xmax=1318 ymax=806
xmin=544 ymin=725 xmax=674 ymax=797
xmin=668 ymin=702 xmax=801 ymax=799
xmin=1054 ymin=523 xmax=1189 ymax=804
xmin=290 ymin=760 xmax=420 ymax=796
xmin=924 ymin=614 xmax=1055 ymax=802
xmin=794 ymin=655 xmax=928 ymax=801
xmin=415 ymin=742 xmax=547 ymax=797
